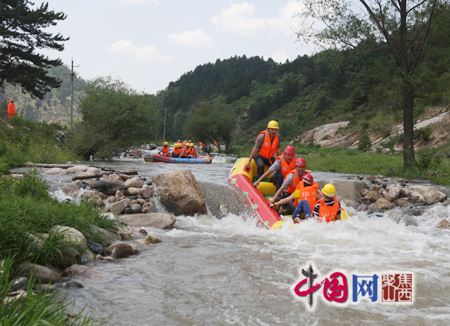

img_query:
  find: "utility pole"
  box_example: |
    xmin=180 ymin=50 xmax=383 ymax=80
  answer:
xmin=163 ymin=107 xmax=166 ymax=141
xmin=70 ymin=59 xmax=79 ymax=132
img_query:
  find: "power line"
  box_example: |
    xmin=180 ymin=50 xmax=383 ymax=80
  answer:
xmin=75 ymin=0 xmax=170 ymax=60
xmin=80 ymin=0 xmax=216 ymax=66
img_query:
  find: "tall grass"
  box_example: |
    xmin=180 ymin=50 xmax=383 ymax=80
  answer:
xmin=237 ymin=145 xmax=450 ymax=186
xmin=0 ymin=257 xmax=102 ymax=326
xmin=0 ymin=172 xmax=118 ymax=270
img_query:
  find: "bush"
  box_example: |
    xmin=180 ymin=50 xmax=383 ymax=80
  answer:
xmin=417 ymin=148 xmax=442 ymax=170
xmin=414 ymin=127 xmax=432 ymax=141
xmin=358 ymin=133 xmax=371 ymax=151
xmin=0 ymin=172 xmax=119 ymax=268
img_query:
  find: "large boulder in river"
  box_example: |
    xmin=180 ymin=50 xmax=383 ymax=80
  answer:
xmin=317 ymin=180 xmax=365 ymax=208
xmin=403 ymin=186 xmax=447 ymax=205
xmin=120 ymin=213 xmax=176 ymax=229
xmin=154 ymin=170 xmax=207 ymax=215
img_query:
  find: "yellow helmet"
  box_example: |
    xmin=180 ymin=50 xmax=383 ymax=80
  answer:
xmin=267 ymin=120 xmax=279 ymax=129
xmin=189 ymin=143 xmax=194 ymax=147
xmin=163 ymin=142 xmax=169 ymax=146
xmin=174 ymin=143 xmax=181 ymax=148
xmin=322 ymin=184 xmax=336 ymax=197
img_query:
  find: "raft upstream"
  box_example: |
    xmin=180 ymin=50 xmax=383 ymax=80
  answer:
xmin=228 ymin=158 xmax=349 ymax=230
xmin=144 ymin=154 xmax=212 ymax=164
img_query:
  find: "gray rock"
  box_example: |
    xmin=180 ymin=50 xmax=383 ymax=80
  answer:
xmin=366 ymin=191 xmax=380 ymax=203
xmin=110 ymin=198 xmax=130 ymax=215
xmin=130 ymin=203 xmax=142 ymax=213
xmin=394 ymin=198 xmax=410 ymax=207
xmin=141 ymin=184 xmax=154 ymax=199
xmin=21 ymin=262 xmax=62 ymax=284
xmin=404 ymin=186 xmax=447 ymax=205
xmin=386 ymin=186 xmax=402 ymax=202
xmin=62 ymin=264 xmax=99 ymax=279
xmin=120 ymin=213 xmax=176 ymax=229
xmin=145 ymin=234 xmax=162 ymax=244
xmin=154 ymin=170 xmax=207 ymax=215
xmin=435 ymin=219 xmax=450 ymax=229
xmin=123 ymin=207 xmax=133 ymax=214
xmin=11 ymin=277 xmax=29 ymax=291
xmin=88 ymin=226 xmax=119 ymax=247
xmin=105 ymin=243 xmax=139 ymax=259
xmin=371 ymin=198 xmax=395 ymax=210
xmin=87 ymin=240 xmax=105 ymax=256
xmin=127 ymin=187 xmax=143 ymax=195
xmin=125 ymin=176 xmax=144 ymax=189
xmin=50 ymin=226 xmax=87 ymax=249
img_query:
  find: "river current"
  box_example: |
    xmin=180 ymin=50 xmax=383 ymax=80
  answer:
xmin=46 ymin=154 xmax=450 ymax=326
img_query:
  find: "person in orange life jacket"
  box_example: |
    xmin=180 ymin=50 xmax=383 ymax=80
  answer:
xmin=187 ymin=143 xmax=197 ymax=158
xmin=253 ymin=146 xmax=295 ymax=191
xmin=7 ymin=99 xmax=16 ymax=119
xmin=313 ymin=184 xmax=341 ymax=222
xmin=214 ymin=140 xmax=219 ymax=148
xmin=176 ymin=139 xmax=181 ymax=144
xmin=271 ymin=174 xmax=320 ymax=222
xmin=172 ymin=143 xmax=182 ymax=157
xmin=180 ymin=143 xmax=189 ymax=158
xmin=244 ymin=120 xmax=281 ymax=180
xmin=199 ymin=141 xmax=204 ymax=147
xmin=158 ymin=142 xmax=171 ymax=156
xmin=268 ymin=158 xmax=308 ymax=213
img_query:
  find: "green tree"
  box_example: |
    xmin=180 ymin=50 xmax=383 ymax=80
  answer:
xmin=183 ymin=99 xmax=236 ymax=151
xmin=72 ymin=77 xmax=159 ymax=159
xmin=0 ymin=1 xmax=68 ymax=99
xmin=296 ymin=0 xmax=449 ymax=167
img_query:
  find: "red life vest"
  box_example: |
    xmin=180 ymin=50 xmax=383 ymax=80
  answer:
xmin=293 ymin=181 xmax=319 ymax=208
xmin=275 ymin=154 xmax=296 ymax=178
xmin=257 ymin=130 xmax=279 ymax=159
xmin=161 ymin=146 xmax=169 ymax=156
xmin=317 ymin=198 xmax=340 ymax=223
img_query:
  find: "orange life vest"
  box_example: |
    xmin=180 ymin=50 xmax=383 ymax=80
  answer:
xmin=181 ymin=147 xmax=188 ymax=157
xmin=7 ymin=103 xmax=16 ymax=118
xmin=285 ymin=170 xmax=301 ymax=194
xmin=257 ymin=130 xmax=279 ymax=159
xmin=188 ymin=148 xmax=195 ymax=157
xmin=293 ymin=181 xmax=319 ymax=208
xmin=161 ymin=146 xmax=169 ymax=156
xmin=173 ymin=147 xmax=181 ymax=155
xmin=317 ymin=198 xmax=340 ymax=223
xmin=275 ymin=154 xmax=296 ymax=178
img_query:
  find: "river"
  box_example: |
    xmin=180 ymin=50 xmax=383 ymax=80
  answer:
xmin=49 ymin=154 xmax=450 ymax=326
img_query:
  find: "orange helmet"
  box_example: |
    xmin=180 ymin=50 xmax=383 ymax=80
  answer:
xmin=10 ymin=99 xmax=14 ymax=102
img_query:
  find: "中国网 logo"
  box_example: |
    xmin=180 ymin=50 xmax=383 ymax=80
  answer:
xmin=293 ymin=263 xmax=413 ymax=309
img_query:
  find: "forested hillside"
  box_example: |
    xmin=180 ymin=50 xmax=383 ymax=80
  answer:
xmin=157 ymin=5 xmax=450 ymax=149
xmin=0 ymin=65 xmax=85 ymax=123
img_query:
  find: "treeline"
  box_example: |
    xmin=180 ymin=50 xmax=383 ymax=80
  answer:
xmin=157 ymin=5 xmax=450 ymax=147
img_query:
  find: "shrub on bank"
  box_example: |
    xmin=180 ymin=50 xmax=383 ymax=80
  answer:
xmin=0 ymin=172 xmax=118 ymax=269
xmin=0 ymin=117 xmax=80 ymax=173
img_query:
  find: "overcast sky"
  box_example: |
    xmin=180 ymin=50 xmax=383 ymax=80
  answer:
xmin=39 ymin=0 xmax=316 ymax=94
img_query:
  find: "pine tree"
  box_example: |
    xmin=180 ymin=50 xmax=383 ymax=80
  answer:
xmin=0 ymin=0 xmax=68 ymax=98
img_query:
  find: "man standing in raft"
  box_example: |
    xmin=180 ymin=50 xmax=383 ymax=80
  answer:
xmin=244 ymin=120 xmax=281 ymax=180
